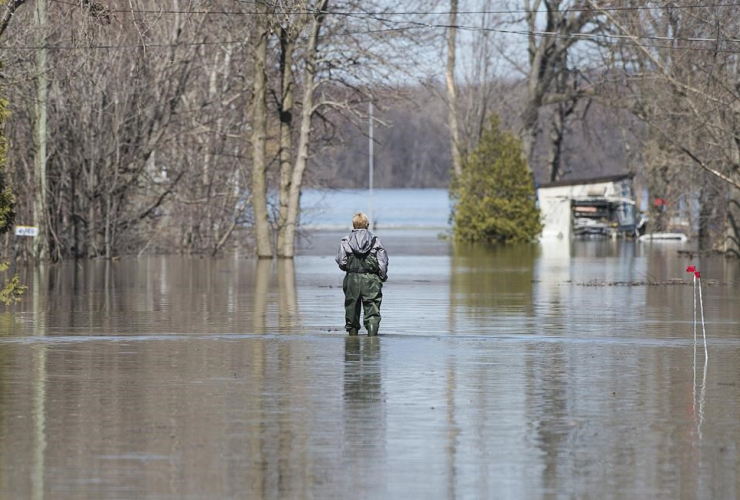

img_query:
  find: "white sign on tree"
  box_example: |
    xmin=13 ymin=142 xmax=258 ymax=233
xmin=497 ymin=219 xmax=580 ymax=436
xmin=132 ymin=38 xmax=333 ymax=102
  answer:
xmin=15 ymin=226 xmax=39 ymax=237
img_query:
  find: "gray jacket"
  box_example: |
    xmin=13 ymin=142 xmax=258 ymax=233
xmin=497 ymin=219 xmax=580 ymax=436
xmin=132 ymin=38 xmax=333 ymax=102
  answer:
xmin=336 ymin=229 xmax=389 ymax=281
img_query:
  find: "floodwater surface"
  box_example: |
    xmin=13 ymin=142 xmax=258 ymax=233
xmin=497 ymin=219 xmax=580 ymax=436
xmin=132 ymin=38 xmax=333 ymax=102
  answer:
xmin=1 ymin=233 xmax=739 ymax=499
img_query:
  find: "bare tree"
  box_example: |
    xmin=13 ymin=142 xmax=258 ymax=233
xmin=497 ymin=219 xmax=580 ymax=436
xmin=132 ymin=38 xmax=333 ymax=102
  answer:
xmin=519 ymin=0 xmax=596 ymax=172
xmin=274 ymin=0 xmax=425 ymax=256
xmin=3 ymin=1 xmax=218 ymax=259
xmin=32 ymin=0 xmax=49 ymax=260
xmin=250 ymin=0 xmax=273 ymax=258
xmin=279 ymin=0 xmax=329 ymax=258
xmin=546 ymin=56 xmax=578 ymax=182
xmin=445 ymin=0 xmax=462 ymax=178
xmin=275 ymin=20 xmax=300 ymax=257
xmin=593 ymin=1 xmax=740 ymax=250
xmin=275 ymin=4 xmax=309 ymax=258
xmin=459 ymin=9 xmax=501 ymax=155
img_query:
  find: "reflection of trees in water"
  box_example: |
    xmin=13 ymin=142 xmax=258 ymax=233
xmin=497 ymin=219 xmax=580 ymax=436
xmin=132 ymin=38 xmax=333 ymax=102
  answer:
xmin=449 ymin=243 xmax=572 ymax=494
xmin=252 ymin=258 xmax=300 ymax=333
xmin=0 ymin=325 xmax=8 ymax=492
xmin=444 ymin=356 xmax=460 ymax=499
xmin=450 ymin=244 xmax=538 ymax=330
xmin=252 ymin=259 xmax=271 ymax=333
xmin=447 ymin=244 xmax=539 ymax=494
xmin=0 ymin=267 xmax=49 ymax=498
xmin=242 ymin=258 xmax=306 ymax=495
xmin=277 ymin=259 xmax=299 ymax=331
xmin=275 ymin=259 xmax=302 ymax=493
xmin=524 ymin=343 xmax=570 ymax=495
xmin=14 ymin=254 xmax=304 ymax=335
xmin=343 ymin=337 xmax=385 ymax=483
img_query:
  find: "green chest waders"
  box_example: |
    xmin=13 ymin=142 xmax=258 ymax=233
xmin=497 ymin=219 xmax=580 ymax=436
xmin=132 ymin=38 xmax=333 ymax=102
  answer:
xmin=343 ymin=239 xmax=383 ymax=336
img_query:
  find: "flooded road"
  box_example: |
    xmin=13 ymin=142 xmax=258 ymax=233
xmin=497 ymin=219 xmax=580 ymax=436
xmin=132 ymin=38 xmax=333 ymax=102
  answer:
xmin=1 ymin=233 xmax=739 ymax=499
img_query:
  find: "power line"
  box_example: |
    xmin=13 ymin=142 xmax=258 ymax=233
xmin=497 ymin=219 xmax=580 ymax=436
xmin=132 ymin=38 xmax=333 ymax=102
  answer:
xmin=335 ymin=8 xmax=740 ymax=45
xmin=4 ymin=29 xmax=740 ymax=54
xmin=3 ymin=39 xmax=245 ymax=50
xmin=48 ymin=0 xmax=740 ymax=17
xmin=4 ymin=15 xmax=740 ymax=52
xmin=42 ymin=0 xmax=740 ymax=46
xmin=332 ymin=2 xmax=740 ymax=16
xmin=0 ymin=25 xmax=422 ymax=51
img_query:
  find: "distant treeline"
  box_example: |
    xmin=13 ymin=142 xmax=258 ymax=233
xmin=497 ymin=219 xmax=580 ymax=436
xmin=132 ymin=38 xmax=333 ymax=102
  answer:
xmin=312 ymin=82 xmax=637 ymax=189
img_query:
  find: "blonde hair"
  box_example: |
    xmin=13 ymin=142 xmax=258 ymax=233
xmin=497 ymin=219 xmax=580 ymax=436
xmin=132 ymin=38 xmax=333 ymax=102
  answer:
xmin=352 ymin=212 xmax=369 ymax=229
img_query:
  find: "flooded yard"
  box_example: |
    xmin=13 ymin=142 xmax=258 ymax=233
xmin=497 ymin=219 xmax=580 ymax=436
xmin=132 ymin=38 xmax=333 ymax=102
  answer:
xmin=1 ymin=232 xmax=739 ymax=499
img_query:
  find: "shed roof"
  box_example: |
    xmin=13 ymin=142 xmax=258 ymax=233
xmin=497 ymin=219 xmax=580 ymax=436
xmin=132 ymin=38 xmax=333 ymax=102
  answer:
xmin=538 ymin=173 xmax=633 ymax=189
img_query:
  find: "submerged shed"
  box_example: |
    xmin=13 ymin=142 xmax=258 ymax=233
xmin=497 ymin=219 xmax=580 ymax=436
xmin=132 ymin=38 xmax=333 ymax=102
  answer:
xmin=537 ymin=174 xmax=637 ymax=240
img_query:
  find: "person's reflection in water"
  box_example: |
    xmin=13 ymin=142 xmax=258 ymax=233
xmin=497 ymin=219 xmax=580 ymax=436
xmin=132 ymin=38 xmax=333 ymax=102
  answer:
xmin=343 ymin=337 xmax=386 ymax=488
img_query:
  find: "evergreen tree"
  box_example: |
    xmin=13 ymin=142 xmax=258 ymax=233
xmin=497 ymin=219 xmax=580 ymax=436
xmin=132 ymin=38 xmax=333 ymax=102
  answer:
xmin=0 ymin=94 xmax=15 ymax=234
xmin=0 ymin=72 xmax=24 ymax=304
xmin=453 ymin=116 xmax=542 ymax=244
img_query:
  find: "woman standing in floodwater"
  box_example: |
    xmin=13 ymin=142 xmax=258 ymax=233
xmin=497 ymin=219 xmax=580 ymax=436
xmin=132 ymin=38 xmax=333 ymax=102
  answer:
xmin=335 ymin=212 xmax=389 ymax=336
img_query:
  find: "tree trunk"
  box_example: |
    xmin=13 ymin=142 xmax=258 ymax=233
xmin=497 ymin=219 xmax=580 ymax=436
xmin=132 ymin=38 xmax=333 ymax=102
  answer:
xmin=519 ymin=100 xmax=540 ymax=172
xmin=547 ymin=65 xmax=576 ymax=182
xmin=88 ymin=196 xmax=97 ymax=257
xmin=250 ymin=1 xmax=273 ymax=258
xmin=726 ymin=188 xmax=740 ymax=257
xmin=547 ymin=109 xmax=564 ymax=183
xmin=71 ymin=160 xmax=79 ymax=258
xmin=445 ymin=0 xmax=462 ymax=178
xmin=725 ymin=128 xmax=740 ymax=256
xmin=33 ymin=0 xmax=48 ymax=261
xmin=203 ymin=60 xmax=216 ymax=251
xmin=276 ymin=26 xmax=296 ymax=257
xmin=281 ymin=0 xmax=328 ymax=259
xmin=519 ymin=0 xmax=546 ymax=172
xmin=518 ymin=1 xmax=592 ymax=174
xmin=698 ymin=199 xmax=713 ymax=251
xmin=104 ymin=192 xmax=112 ymax=259
xmin=698 ymin=173 xmax=723 ymax=251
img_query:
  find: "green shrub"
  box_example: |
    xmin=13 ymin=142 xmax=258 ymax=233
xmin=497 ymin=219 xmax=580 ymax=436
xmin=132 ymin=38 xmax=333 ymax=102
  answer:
xmin=0 ymin=96 xmax=15 ymax=234
xmin=453 ymin=116 xmax=542 ymax=244
xmin=0 ymin=86 xmax=23 ymax=305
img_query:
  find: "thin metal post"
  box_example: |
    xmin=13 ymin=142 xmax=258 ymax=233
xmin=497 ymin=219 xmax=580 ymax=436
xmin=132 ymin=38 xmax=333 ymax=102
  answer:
xmin=368 ymin=101 xmax=374 ymax=231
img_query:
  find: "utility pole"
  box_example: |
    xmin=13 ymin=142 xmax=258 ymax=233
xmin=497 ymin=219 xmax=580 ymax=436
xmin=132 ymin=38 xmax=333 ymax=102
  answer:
xmin=368 ymin=101 xmax=374 ymax=231
xmin=34 ymin=0 xmax=48 ymax=261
